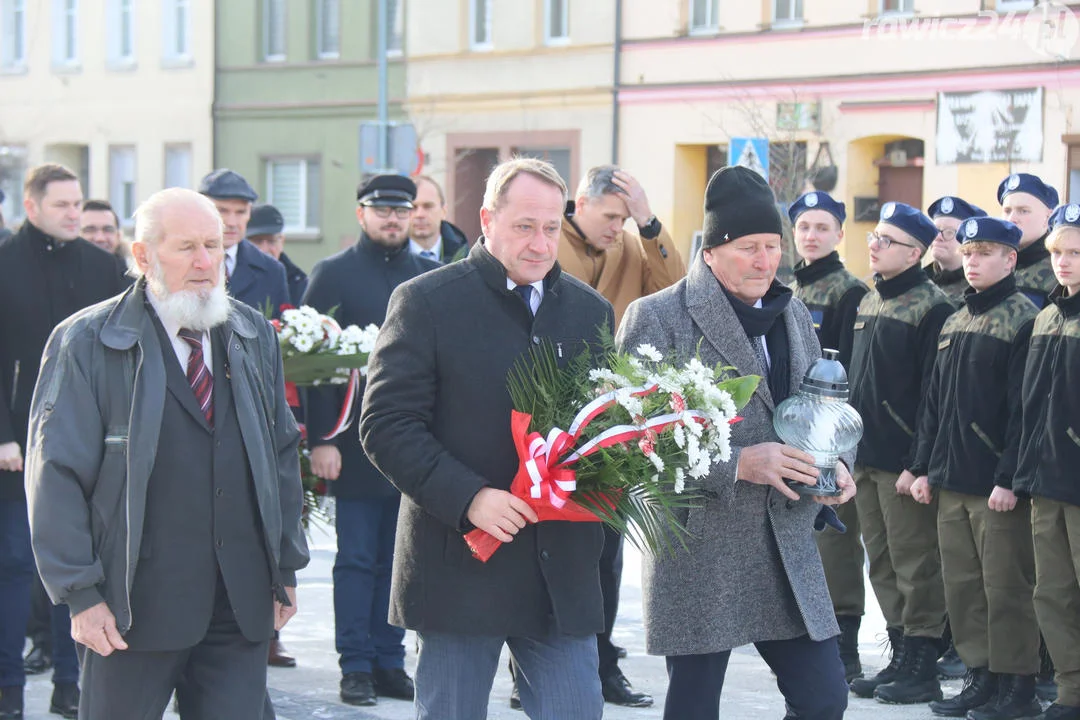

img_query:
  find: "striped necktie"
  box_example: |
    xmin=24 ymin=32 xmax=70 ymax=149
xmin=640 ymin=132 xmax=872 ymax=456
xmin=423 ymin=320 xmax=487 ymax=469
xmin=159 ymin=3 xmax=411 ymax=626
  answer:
xmin=178 ymin=328 xmax=214 ymax=427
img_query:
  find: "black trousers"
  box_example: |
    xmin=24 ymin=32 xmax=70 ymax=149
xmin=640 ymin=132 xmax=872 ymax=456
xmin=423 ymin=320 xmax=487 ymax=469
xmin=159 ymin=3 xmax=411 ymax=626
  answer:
xmin=664 ymin=635 xmax=848 ymax=720
xmin=597 ymin=524 xmax=624 ymax=676
xmin=78 ymin=582 xmax=270 ymax=720
xmin=28 ymin=573 xmax=52 ymax=648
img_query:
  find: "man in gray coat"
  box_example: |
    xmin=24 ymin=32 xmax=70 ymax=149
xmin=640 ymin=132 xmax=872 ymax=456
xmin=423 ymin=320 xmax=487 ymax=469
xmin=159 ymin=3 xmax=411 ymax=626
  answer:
xmin=617 ymin=166 xmax=855 ymax=720
xmin=24 ymin=188 xmax=309 ymax=719
xmin=360 ymin=158 xmax=614 ymax=719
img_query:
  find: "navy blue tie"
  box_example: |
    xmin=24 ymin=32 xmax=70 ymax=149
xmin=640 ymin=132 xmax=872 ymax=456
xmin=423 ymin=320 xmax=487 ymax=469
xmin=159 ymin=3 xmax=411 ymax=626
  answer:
xmin=513 ymin=284 xmax=534 ymax=315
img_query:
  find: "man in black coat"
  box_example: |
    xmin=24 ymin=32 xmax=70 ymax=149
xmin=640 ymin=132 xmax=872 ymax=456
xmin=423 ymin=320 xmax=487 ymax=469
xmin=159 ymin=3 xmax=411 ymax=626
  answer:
xmin=303 ymin=175 xmax=438 ymax=708
xmin=247 ymin=203 xmax=309 ymax=308
xmin=360 ymin=158 xmax=613 ymax=719
xmin=0 ymin=164 xmax=128 ymax=719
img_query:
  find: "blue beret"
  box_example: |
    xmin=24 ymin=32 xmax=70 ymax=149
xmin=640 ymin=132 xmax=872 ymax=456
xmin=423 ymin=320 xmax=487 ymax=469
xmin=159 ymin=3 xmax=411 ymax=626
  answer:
xmin=997 ymin=173 xmax=1058 ymax=210
xmin=878 ymin=201 xmax=938 ymax=247
xmin=357 ymin=174 xmax=416 ymax=207
xmin=788 ymin=191 xmax=846 ymax=226
xmin=246 ymin=204 xmax=285 ymax=237
xmin=198 ymin=169 xmax=258 ymax=202
xmin=1049 ymin=202 xmax=1080 ymax=230
xmin=958 ymin=216 xmax=1022 ymax=250
xmin=927 ymin=196 xmax=986 ymax=221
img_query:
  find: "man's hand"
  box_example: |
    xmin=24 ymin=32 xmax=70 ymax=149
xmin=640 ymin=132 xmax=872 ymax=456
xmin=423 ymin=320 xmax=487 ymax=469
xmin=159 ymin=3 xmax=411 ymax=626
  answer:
xmin=467 ymin=487 xmax=539 ymax=543
xmin=895 ymin=470 xmax=917 ymax=497
xmin=611 ymin=170 xmax=653 ymax=227
xmin=0 ymin=442 xmax=23 ymax=473
xmin=815 ymin=462 xmax=856 ymax=506
xmin=310 ymin=445 xmax=341 ymax=481
xmin=737 ymin=442 xmax=819 ymax=501
xmin=274 ymin=586 xmax=298 ymax=631
xmin=911 ymin=475 xmax=933 ymax=505
xmin=989 ymin=486 xmax=1019 ymax=512
xmin=71 ymin=602 xmax=128 ymax=657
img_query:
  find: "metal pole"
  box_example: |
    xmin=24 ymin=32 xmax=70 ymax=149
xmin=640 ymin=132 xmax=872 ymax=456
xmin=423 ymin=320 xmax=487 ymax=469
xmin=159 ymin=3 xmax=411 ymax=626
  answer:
xmin=611 ymin=0 xmax=623 ymax=165
xmin=376 ymin=0 xmax=389 ymax=170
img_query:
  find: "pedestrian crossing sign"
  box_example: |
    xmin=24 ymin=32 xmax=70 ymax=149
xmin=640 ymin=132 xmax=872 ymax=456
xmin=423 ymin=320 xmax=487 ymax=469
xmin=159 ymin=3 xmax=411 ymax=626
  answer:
xmin=728 ymin=137 xmax=770 ymax=181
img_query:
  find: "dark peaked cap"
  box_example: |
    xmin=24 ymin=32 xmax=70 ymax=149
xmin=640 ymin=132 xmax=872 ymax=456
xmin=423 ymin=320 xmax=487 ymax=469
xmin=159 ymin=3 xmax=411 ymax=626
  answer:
xmin=701 ymin=166 xmax=782 ymax=248
xmin=357 ymin=174 xmax=417 ymax=207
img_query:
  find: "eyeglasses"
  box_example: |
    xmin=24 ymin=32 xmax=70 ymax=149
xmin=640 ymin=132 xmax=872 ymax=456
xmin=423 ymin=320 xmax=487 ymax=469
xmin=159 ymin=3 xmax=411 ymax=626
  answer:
xmin=937 ymin=229 xmax=958 ymax=241
xmin=365 ymin=206 xmax=413 ymax=219
xmin=867 ymin=232 xmax=919 ymax=250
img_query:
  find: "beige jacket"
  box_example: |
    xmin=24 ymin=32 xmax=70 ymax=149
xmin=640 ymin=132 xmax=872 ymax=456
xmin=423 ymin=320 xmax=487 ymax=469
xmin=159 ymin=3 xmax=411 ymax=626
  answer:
xmin=558 ymin=217 xmax=686 ymax=327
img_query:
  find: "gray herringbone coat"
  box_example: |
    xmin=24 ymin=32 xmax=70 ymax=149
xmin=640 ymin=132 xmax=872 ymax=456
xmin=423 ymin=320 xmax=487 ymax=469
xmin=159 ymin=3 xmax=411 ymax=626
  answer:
xmin=616 ymin=258 xmax=840 ymax=656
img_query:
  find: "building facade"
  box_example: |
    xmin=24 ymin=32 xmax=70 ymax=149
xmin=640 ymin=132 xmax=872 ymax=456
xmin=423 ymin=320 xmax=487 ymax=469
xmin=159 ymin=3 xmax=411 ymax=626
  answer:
xmin=405 ymin=0 xmax=618 ymax=245
xmin=616 ymin=0 xmax=1080 ymax=277
xmin=0 ymin=0 xmax=214 ymax=230
xmin=214 ymin=0 xmax=407 ymax=271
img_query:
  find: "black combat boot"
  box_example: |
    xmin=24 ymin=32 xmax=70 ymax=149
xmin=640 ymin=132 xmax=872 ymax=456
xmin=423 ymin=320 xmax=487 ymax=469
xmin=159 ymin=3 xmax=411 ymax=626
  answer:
xmin=838 ymin=615 xmax=863 ymax=682
xmin=1037 ymin=642 xmax=1057 ymax=703
xmin=874 ymin=635 xmax=944 ymax=704
xmin=851 ymin=627 xmax=904 ymax=698
xmin=929 ymin=667 xmax=998 ymax=717
xmin=967 ymin=674 xmax=1041 ymax=720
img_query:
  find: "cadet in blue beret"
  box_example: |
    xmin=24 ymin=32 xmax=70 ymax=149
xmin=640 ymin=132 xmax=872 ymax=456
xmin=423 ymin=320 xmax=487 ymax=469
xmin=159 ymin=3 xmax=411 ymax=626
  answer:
xmin=1016 ymin=202 xmax=1080 ymax=720
xmin=198 ymin=168 xmax=290 ymax=322
xmin=908 ymin=213 xmax=1040 ymax=717
xmin=926 ymin=197 xmax=988 ymax=303
xmin=788 ymin=191 xmax=868 ymax=679
xmin=998 ymin=173 xmax=1058 ymax=308
xmin=849 ymin=199 xmax=957 ymax=704
xmin=247 ymin=204 xmax=308 ymax=309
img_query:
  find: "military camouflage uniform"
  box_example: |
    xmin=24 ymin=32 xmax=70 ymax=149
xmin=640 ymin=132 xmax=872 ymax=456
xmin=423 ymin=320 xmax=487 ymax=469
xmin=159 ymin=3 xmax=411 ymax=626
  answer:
xmin=926 ymin=263 xmax=969 ymax=306
xmin=911 ymin=275 xmax=1040 ymax=675
xmin=1014 ymin=235 xmax=1056 ymax=309
xmin=1015 ymin=286 xmax=1080 ymax=706
xmin=792 ymin=252 xmax=868 ymax=619
xmin=848 ymin=263 xmax=955 ymax=639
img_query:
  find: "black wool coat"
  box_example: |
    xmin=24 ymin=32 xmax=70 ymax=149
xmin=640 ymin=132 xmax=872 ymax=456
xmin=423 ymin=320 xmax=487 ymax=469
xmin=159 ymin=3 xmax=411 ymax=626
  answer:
xmin=360 ymin=241 xmax=615 ymax=637
xmin=302 ymin=233 xmax=440 ymax=499
xmin=0 ymin=221 xmax=129 ymax=501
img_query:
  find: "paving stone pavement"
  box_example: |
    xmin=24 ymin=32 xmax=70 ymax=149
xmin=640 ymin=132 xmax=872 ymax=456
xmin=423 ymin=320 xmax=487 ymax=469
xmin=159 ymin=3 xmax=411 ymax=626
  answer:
xmin=22 ymin=528 xmax=969 ymax=719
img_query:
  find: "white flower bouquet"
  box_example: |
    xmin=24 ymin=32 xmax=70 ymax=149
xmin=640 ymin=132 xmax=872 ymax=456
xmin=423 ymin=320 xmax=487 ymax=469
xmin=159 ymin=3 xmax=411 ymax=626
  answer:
xmin=272 ymin=305 xmax=379 ymax=387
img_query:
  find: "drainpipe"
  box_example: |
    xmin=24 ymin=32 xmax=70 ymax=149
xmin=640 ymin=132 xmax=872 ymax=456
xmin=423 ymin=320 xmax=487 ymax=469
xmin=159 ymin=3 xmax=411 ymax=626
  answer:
xmin=611 ymin=0 xmax=623 ymax=165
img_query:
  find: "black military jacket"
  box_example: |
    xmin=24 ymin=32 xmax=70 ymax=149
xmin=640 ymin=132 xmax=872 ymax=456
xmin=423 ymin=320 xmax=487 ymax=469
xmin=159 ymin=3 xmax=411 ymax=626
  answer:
xmin=792 ymin=252 xmax=868 ymax=369
xmin=1014 ymin=234 xmax=1056 ymax=309
xmin=911 ymin=275 xmax=1038 ymax=494
xmin=849 ymin=263 xmax=955 ymax=473
xmin=926 ymin=263 xmax=969 ymax=306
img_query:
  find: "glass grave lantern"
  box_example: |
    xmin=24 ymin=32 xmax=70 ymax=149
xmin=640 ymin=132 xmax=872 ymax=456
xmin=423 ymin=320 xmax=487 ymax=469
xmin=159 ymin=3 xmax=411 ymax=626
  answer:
xmin=772 ymin=349 xmax=863 ymax=497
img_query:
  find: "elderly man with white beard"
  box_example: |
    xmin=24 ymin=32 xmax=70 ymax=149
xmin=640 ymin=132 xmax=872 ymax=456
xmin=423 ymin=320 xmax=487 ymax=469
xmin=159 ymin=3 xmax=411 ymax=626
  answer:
xmin=24 ymin=187 xmax=309 ymax=719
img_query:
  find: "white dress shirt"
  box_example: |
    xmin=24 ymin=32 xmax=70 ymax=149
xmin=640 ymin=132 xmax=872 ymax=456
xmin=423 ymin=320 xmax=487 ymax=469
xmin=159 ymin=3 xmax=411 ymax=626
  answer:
xmin=409 ymin=236 xmax=443 ymax=261
xmin=506 ymin=278 xmax=544 ymax=315
xmin=147 ymin=292 xmax=214 ymax=373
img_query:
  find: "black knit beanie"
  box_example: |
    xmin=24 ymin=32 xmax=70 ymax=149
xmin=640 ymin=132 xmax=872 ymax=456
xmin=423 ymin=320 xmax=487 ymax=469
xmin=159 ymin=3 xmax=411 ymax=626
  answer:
xmin=702 ymin=166 xmax=783 ymax=248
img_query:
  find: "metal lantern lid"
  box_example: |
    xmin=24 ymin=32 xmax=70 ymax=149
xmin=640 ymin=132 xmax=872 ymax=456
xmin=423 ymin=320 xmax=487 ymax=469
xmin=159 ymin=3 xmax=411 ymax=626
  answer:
xmin=798 ymin=348 xmax=849 ymax=400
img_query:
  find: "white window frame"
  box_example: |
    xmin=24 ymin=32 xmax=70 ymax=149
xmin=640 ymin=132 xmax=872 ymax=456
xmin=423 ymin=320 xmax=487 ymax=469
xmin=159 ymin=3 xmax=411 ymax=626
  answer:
xmin=315 ymin=0 xmax=340 ymax=59
xmin=688 ymin=0 xmax=719 ymax=34
xmin=163 ymin=143 xmax=192 ymax=189
xmin=263 ymin=0 xmax=286 ymax=62
xmin=0 ymin=144 xmax=28 ymax=224
xmin=996 ymin=0 xmax=1035 ymax=11
xmin=544 ymin=0 xmax=569 ymax=45
xmin=1 ymin=0 xmax=28 ymax=71
xmin=386 ymin=0 xmax=403 ymax=57
xmin=772 ymin=0 xmax=803 ymax=27
xmin=265 ymin=157 xmax=321 ymax=236
xmin=161 ymin=0 xmax=192 ymax=66
xmin=53 ymin=0 xmax=80 ymax=69
xmin=107 ymin=0 xmax=136 ymax=68
xmin=469 ymin=0 xmax=492 ymax=51
xmin=879 ymin=0 xmax=914 ymax=16
xmin=109 ymin=145 xmax=137 ymax=229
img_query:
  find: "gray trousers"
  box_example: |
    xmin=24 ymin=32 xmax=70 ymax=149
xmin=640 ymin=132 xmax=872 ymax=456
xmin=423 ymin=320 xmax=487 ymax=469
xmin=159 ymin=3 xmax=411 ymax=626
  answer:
xmin=415 ymin=630 xmax=603 ymax=720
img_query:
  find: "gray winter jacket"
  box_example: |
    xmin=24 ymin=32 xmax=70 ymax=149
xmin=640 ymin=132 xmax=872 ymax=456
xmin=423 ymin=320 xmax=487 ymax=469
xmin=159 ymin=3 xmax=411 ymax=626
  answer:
xmin=24 ymin=281 xmax=309 ymax=630
xmin=616 ymin=258 xmax=843 ymax=656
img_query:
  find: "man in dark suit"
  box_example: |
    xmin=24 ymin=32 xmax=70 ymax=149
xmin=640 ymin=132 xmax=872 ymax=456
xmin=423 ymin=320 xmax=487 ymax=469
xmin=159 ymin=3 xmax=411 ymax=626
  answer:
xmin=407 ymin=175 xmax=469 ymax=262
xmin=247 ymin=204 xmax=308 ymax=308
xmin=198 ymin=169 xmax=290 ymax=318
xmin=24 ymin=187 xmax=309 ymax=719
xmin=0 ymin=163 xmax=128 ymax=719
xmin=360 ymin=158 xmax=614 ymax=719
xmin=303 ymin=174 xmax=438 ymax=708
